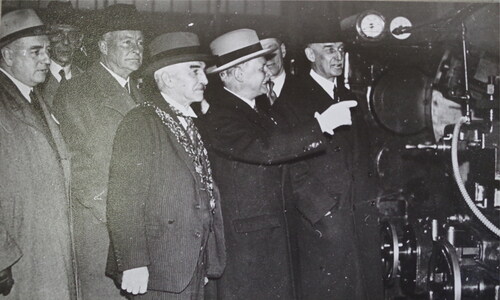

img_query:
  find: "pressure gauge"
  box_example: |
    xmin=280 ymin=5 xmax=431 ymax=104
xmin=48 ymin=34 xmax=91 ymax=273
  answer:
xmin=390 ymin=17 xmax=412 ymax=40
xmin=341 ymin=10 xmax=386 ymax=42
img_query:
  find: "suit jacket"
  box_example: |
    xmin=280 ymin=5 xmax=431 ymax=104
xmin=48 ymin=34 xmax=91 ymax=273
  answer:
xmin=0 ymin=71 xmax=75 ymax=299
xmin=40 ymin=64 xmax=83 ymax=110
xmin=105 ymin=93 xmax=225 ymax=293
xmin=273 ymin=73 xmax=382 ymax=300
xmin=255 ymin=73 xmax=298 ymax=113
xmin=199 ymin=88 xmax=326 ymax=300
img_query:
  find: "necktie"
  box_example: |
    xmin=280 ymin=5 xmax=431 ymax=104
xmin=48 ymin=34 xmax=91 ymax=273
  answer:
xmin=29 ymin=90 xmax=50 ymax=128
xmin=266 ymin=80 xmax=277 ymax=105
xmin=59 ymin=69 xmax=67 ymax=84
xmin=124 ymin=82 xmax=130 ymax=94
xmin=333 ymin=84 xmax=340 ymax=103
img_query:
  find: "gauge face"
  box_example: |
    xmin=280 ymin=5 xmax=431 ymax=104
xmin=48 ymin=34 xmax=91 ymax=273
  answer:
xmin=390 ymin=16 xmax=412 ymax=40
xmin=358 ymin=13 xmax=386 ymax=39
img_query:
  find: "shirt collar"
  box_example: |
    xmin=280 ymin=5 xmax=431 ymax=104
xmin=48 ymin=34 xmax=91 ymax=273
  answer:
xmin=309 ymin=69 xmax=337 ymax=99
xmin=160 ymin=92 xmax=197 ymax=118
xmin=50 ymin=60 xmax=72 ymax=82
xmin=0 ymin=68 xmax=33 ymax=103
xmin=100 ymin=62 xmax=130 ymax=89
xmin=224 ymin=87 xmax=256 ymax=109
xmin=271 ymin=71 xmax=286 ymax=97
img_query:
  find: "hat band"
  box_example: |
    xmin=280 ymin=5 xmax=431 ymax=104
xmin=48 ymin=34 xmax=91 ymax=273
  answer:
xmin=150 ymin=46 xmax=204 ymax=62
xmin=216 ymin=42 xmax=263 ymax=67
xmin=0 ymin=25 xmax=47 ymax=48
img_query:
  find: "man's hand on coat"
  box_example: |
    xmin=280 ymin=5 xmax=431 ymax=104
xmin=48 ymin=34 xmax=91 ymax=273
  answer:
xmin=314 ymin=100 xmax=358 ymax=135
xmin=122 ymin=266 xmax=149 ymax=295
xmin=0 ymin=267 xmax=14 ymax=296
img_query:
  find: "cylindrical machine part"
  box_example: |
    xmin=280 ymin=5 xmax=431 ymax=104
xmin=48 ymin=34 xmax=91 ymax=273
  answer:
xmin=432 ymin=219 xmax=439 ymax=241
xmin=447 ymin=226 xmax=456 ymax=246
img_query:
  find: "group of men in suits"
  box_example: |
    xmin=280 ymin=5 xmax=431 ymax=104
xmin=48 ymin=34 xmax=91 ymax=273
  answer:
xmin=0 ymin=2 xmax=382 ymax=300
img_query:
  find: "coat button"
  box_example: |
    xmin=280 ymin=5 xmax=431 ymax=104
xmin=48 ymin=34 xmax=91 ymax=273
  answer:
xmin=195 ymin=231 xmax=201 ymax=238
xmin=195 ymin=204 xmax=201 ymax=209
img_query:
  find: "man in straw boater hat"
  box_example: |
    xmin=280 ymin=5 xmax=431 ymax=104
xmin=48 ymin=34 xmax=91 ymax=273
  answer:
xmin=53 ymin=4 xmax=144 ymax=299
xmin=105 ymin=32 xmax=225 ymax=300
xmin=0 ymin=8 xmax=76 ymax=299
xmin=273 ymin=17 xmax=383 ymax=300
xmin=199 ymin=28 xmax=357 ymax=299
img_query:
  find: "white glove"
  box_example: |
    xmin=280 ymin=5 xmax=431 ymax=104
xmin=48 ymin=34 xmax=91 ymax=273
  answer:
xmin=122 ymin=266 xmax=149 ymax=295
xmin=314 ymin=100 xmax=358 ymax=135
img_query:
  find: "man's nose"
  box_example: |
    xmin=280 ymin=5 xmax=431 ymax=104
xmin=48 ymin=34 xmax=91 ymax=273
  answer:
xmin=62 ymin=34 xmax=70 ymax=45
xmin=200 ymin=72 xmax=208 ymax=85
xmin=130 ymin=41 xmax=142 ymax=54
xmin=40 ymin=48 xmax=51 ymax=64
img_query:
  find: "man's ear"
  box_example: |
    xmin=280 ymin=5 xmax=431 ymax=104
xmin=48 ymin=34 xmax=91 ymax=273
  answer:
xmin=233 ymin=66 xmax=244 ymax=82
xmin=281 ymin=43 xmax=287 ymax=59
xmin=1 ymin=48 xmax=14 ymax=67
xmin=160 ymin=71 xmax=174 ymax=88
xmin=304 ymin=47 xmax=315 ymax=63
xmin=98 ymin=40 xmax=108 ymax=56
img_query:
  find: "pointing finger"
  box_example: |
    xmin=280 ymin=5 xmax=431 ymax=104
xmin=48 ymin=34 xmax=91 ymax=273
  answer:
xmin=336 ymin=100 xmax=358 ymax=108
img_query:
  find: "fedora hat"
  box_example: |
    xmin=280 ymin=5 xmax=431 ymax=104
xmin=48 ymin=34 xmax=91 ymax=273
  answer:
xmin=208 ymin=28 xmax=277 ymax=74
xmin=302 ymin=17 xmax=344 ymax=45
xmin=43 ymin=1 xmax=80 ymax=28
xmin=96 ymin=4 xmax=142 ymax=37
xmin=143 ymin=32 xmax=212 ymax=75
xmin=0 ymin=9 xmax=48 ymax=49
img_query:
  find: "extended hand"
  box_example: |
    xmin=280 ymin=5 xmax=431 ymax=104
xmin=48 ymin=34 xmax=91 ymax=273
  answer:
xmin=122 ymin=266 xmax=149 ymax=295
xmin=315 ymin=100 xmax=358 ymax=134
xmin=0 ymin=267 xmax=14 ymax=296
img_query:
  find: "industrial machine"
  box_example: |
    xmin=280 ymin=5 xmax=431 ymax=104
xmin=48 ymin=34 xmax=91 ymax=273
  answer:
xmin=342 ymin=4 xmax=499 ymax=300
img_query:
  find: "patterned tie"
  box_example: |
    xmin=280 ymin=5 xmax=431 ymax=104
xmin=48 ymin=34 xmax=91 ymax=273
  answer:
xmin=266 ymin=80 xmax=277 ymax=105
xmin=59 ymin=69 xmax=67 ymax=84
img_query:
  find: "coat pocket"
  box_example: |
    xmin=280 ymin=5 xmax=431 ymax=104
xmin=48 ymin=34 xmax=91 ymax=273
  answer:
xmin=233 ymin=214 xmax=281 ymax=233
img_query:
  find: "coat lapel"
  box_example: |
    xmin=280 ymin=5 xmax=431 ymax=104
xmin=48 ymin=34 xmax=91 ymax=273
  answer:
xmin=91 ymin=63 xmax=138 ymax=116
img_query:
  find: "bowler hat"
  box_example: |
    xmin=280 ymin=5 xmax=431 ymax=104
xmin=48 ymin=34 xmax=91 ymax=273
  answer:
xmin=302 ymin=17 xmax=344 ymax=45
xmin=0 ymin=9 xmax=48 ymax=49
xmin=97 ymin=4 xmax=142 ymax=37
xmin=143 ymin=32 xmax=212 ymax=75
xmin=208 ymin=28 xmax=277 ymax=74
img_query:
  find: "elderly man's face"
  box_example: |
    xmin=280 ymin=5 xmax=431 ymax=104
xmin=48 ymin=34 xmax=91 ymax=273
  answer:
xmin=262 ymin=38 xmax=285 ymax=78
xmin=307 ymin=42 xmax=345 ymax=80
xmin=7 ymin=36 xmax=51 ymax=87
xmin=242 ymin=56 xmax=269 ymax=98
xmin=167 ymin=61 xmax=208 ymax=107
xmin=49 ymin=24 xmax=82 ymax=66
xmin=102 ymin=30 xmax=143 ymax=79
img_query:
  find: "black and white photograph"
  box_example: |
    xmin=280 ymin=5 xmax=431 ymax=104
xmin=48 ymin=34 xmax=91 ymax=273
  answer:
xmin=0 ymin=0 xmax=498 ymax=299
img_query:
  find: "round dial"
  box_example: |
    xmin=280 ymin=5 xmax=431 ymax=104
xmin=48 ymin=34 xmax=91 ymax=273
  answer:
xmin=390 ymin=17 xmax=413 ymax=40
xmin=358 ymin=13 xmax=386 ymax=39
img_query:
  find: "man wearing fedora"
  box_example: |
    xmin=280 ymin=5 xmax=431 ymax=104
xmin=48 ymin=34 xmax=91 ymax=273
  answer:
xmin=106 ymin=32 xmax=225 ymax=300
xmin=273 ymin=19 xmax=383 ymax=300
xmin=53 ymin=4 xmax=144 ymax=299
xmin=0 ymin=9 xmax=76 ymax=299
xmin=199 ymin=28 xmax=357 ymax=299
xmin=40 ymin=0 xmax=84 ymax=109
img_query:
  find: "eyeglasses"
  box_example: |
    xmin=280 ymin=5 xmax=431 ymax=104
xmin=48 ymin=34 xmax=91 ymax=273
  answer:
xmin=49 ymin=30 xmax=83 ymax=44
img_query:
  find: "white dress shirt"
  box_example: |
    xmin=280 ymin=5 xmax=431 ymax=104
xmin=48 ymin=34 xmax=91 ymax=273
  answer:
xmin=271 ymin=71 xmax=286 ymax=97
xmin=50 ymin=60 xmax=72 ymax=82
xmin=309 ymin=69 xmax=337 ymax=100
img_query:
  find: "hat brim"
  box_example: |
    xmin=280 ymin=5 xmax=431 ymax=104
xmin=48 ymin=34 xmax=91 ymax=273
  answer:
xmin=207 ymin=45 xmax=277 ymax=74
xmin=0 ymin=25 xmax=48 ymax=49
xmin=143 ymin=53 xmax=214 ymax=76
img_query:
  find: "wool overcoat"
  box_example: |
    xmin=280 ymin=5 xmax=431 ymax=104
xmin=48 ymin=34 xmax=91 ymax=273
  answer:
xmin=199 ymin=89 xmax=326 ymax=300
xmin=105 ymin=93 xmax=226 ymax=296
xmin=0 ymin=71 xmax=76 ymax=299
xmin=53 ymin=62 xmax=143 ymax=299
xmin=273 ymin=74 xmax=383 ymax=300
xmin=40 ymin=64 xmax=83 ymax=110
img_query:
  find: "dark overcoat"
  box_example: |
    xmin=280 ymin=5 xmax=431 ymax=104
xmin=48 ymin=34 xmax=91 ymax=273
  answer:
xmin=0 ymin=72 xmax=76 ymax=299
xmin=199 ymin=89 xmax=326 ymax=300
xmin=273 ymin=74 xmax=383 ymax=300
xmin=40 ymin=65 xmax=83 ymax=110
xmin=53 ymin=62 xmax=143 ymax=299
xmin=105 ymin=93 xmax=225 ymax=296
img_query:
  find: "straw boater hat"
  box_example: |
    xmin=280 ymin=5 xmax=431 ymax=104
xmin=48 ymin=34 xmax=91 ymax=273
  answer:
xmin=208 ymin=28 xmax=277 ymax=74
xmin=144 ymin=32 xmax=212 ymax=75
xmin=0 ymin=9 xmax=48 ymax=49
